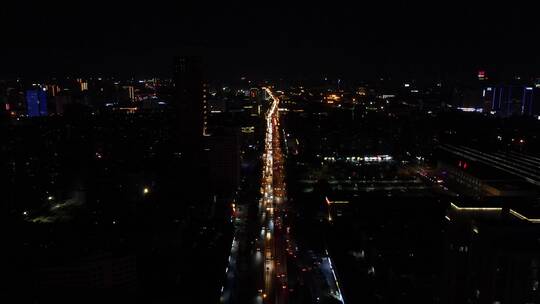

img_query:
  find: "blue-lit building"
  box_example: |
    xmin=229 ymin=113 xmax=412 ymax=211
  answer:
xmin=26 ymin=89 xmax=47 ymax=117
xmin=482 ymin=85 xmax=538 ymax=117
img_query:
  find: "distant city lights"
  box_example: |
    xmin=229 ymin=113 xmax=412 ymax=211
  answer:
xmin=457 ymin=107 xmax=483 ymax=113
xmin=323 ymin=154 xmax=393 ymax=163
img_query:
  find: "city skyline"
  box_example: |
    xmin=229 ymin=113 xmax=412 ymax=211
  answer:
xmin=5 ymin=2 xmax=540 ymax=304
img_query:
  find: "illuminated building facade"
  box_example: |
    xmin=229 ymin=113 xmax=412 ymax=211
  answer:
xmin=77 ymin=78 xmax=88 ymax=91
xmin=324 ymin=93 xmax=341 ymax=104
xmin=123 ymin=85 xmax=135 ymax=101
xmin=26 ymin=89 xmax=47 ymax=117
xmin=46 ymin=84 xmax=60 ymax=97
xmin=483 ymin=85 xmax=538 ymax=117
xmin=477 ymin=70 xmax=487 ymax=81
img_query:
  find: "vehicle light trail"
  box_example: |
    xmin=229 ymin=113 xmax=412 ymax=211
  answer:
xmin=260 ymin=87 xmax=288 ymax=303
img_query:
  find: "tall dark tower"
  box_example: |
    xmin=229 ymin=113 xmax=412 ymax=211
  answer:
xmin=173 ymin=56 xmax=208 ymax=142
xmin=173 ymin=56 xmax=210 ymax=201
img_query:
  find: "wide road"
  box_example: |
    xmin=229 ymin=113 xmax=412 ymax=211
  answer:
xmin=220 ymin=87 xmax=290 ymax=304
xmin=262 ymin=89 xmax=346 ymax=304
xmin=261 ymin=87 xmax=289 ymax=304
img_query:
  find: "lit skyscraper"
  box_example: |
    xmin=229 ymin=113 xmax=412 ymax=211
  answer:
xmin=484 ymin=85 xmax=536 ymax=117
xmin=77 ymin=78 xmax=88 ymax=91
xmin=126 ymin=86 xmax=135 ymax=102
xmin=26 ymin=89 xmax=47 ymax=117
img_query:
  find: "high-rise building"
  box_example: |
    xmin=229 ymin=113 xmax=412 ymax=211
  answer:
xmin=26 ymin=89 xmax=47 ymax=117
xmin=77 ymin=78 xmax=88 ymax=91
xmin=46 ymin=84 xmax=61 ymax=97
xmin=53 ymin=93 xmax=72 ymax=115
xmin=172 ymin=56 xmax=211 ymax=201
xmin=123 ymin=85 xmax=135 ymax=102
xmin=173 ymin=56 xmax=208 ymax=138
xmin=483 ymin=85 xmax=537 ymax=117
xmin=39 ymin=90 xmax=48 ymax=116
xmin=26 ymin=90 xmax=40 ymax=117
xmin=441 ymin=203 xmax=540 ymax=304
xmin=482 ymin=86 xmax=496 ymax=113
xmin=205 ymin=127 xmax=241 ymax=197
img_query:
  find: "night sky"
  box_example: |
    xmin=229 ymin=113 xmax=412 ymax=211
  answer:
xmin=1 ymin=1 xmax=539 ymax=80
